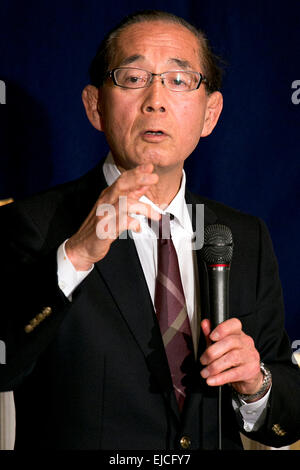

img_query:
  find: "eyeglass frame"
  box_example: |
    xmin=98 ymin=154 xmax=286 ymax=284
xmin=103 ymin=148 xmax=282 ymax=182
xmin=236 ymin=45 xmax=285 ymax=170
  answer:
xmin=107 ymin=67 xmax=208 ymax=92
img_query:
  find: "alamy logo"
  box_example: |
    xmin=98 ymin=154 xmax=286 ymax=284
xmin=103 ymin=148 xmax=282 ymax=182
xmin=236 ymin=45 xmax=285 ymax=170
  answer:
xmin=0 ymin=340 xmax=6 ymax=364
xmin=95 ymin=199 xmax=204 ymax=250
xmin=291 ymin=80 xmax=300 ymax=105
xmin=291 ymin=340 xmax=300 ymax=366
xmin=0 ymin=80 xmax=6 ymax=104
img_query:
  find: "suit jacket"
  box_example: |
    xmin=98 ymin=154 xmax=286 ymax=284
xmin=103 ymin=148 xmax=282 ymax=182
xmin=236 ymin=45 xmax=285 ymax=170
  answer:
xmin=0 ymin=160 xmax=299 ymax=450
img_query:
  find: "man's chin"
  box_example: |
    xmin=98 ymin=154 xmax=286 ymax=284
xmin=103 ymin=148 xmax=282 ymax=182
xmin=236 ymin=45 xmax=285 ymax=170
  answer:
xmin=135 ymin=148 xmax=176 ymax=167
xmin=111 ymin=148 xmax=182 ymax=172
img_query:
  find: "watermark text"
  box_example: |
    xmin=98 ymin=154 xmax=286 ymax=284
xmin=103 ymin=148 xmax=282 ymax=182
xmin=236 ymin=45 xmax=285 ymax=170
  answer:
xmin=0 ymin=80 xmax=6 ymax=104
xmin=292 ymin=339 xmax=300 ymax=366
xmin=95 ymin=198 xmax=204 ymax=250
xmin=291 ymin=80 xmax=300 ymax=104
xmin=0 ymin=339 xmax=6 ymax=364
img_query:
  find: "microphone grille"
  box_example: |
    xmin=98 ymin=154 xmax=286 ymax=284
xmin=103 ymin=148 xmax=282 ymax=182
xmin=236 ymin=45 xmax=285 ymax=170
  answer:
xmin=202 ymin=224 xmax=233 ymax=264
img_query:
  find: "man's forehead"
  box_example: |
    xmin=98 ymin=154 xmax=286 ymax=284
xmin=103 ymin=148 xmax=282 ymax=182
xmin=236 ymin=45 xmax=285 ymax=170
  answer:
xmin=112 ymin=21 xmax=201 ymax=69
xmin=119 ymin=54 xmax=195 ymax=70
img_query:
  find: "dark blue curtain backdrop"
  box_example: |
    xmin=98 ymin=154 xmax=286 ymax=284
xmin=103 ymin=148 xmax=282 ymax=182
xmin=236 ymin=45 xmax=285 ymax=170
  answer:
xmin=0 ymin=1 xmax=299 ymax=343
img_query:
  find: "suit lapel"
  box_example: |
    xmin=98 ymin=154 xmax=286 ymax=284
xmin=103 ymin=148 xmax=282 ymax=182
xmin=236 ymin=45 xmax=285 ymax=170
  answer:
xmin=94 ymin=233 xmax=179 ymax=416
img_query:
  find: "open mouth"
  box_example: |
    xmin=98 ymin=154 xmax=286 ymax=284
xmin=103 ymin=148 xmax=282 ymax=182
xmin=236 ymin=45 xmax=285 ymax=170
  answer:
xmin=141 ymin=129 xmax=168 ymax=142
xmin=145 ymin=130 xmax=164 ymax=135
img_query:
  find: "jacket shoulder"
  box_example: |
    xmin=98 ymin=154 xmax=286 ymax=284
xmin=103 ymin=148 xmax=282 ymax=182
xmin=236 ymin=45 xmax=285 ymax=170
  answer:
xmin=187 ymin=190 xmax=262 ymax=229
xmin=0 ymin=162 xmax=106 ymax=249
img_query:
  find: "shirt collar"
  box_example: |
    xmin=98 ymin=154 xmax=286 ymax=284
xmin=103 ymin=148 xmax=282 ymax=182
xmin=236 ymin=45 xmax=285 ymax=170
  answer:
xmin=102 ymin=152 xmax=193 ymax=234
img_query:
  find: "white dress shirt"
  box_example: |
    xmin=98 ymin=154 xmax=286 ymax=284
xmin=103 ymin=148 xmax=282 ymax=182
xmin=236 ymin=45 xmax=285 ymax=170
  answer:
xmin=57 ymin=152 xmax=270 ymax=431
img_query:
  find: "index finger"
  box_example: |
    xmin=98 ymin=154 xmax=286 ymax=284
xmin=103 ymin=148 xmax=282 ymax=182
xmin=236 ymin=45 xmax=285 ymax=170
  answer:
xmin=113 ymin=164 xmax=159 ymax=198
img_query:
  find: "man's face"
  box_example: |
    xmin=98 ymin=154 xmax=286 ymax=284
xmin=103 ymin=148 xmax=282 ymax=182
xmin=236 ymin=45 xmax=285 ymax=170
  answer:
xmin=97 ymin=21 xmax=222 ymax=172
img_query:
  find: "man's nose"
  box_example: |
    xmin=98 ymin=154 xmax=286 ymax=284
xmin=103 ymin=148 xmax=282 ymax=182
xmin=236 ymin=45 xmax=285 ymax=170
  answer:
xmin=141 ymin=78 xmax=167 ymax=113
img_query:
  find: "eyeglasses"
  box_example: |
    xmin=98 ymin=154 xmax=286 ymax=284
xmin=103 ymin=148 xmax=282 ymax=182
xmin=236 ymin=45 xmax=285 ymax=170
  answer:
xmin=107 ymin=67 xmax=208 ymax=92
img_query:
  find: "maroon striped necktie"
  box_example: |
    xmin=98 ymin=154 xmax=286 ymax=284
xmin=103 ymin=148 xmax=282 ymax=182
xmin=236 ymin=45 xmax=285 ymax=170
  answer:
xmin=154 ymin=214 xmax=193 ymax=412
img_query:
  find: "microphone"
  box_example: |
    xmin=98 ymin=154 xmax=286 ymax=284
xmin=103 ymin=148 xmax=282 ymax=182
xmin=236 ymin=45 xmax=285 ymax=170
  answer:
xmin=201 ymin=224 xmax=233 ymax=450
xmin=202 ymin=224 xmax=233 ymax=330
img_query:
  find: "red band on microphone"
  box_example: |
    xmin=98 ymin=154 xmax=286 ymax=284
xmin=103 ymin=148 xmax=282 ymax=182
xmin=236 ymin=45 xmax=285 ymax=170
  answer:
xmin=208 ymin=264 xmax=230 ymax=268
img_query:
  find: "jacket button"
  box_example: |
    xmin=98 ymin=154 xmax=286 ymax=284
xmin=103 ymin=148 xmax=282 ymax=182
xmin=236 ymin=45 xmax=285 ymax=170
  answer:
xmin=24 ymin=324 xmax=34 ymax=333
xmin=180 ymin=436 xmax=191 ymax=449
xmin=43 ymin=307 xmax=52 ymax=316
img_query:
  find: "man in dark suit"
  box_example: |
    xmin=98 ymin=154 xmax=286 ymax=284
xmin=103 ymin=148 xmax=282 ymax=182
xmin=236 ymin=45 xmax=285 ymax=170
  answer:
xmin=1 ymin=10 xmax=300 ymax=450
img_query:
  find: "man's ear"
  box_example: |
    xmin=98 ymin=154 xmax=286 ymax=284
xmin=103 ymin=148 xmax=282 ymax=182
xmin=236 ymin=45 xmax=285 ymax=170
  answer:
xmin=201 ymin=91 xmax=223 ymax=137
xmin=82 ymin=85 xmax=103 ymax=131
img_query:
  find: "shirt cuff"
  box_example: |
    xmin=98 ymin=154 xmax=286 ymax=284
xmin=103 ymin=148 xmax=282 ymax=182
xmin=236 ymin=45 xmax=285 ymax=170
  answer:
xmin=57 ymin=240 xmax=94 ymax=299
xmin=232 ymin=386 xmax=271 ymax=432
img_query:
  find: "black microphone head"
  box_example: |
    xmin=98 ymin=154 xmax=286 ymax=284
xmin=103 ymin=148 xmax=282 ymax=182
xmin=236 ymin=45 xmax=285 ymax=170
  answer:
xmin=202 ymin=224 xmax=233 ymax=264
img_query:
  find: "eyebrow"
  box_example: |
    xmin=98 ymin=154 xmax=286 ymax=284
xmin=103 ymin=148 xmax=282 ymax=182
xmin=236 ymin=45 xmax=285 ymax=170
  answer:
xmin=118 ymin=55 xmax=194 ymax=70
xmin=167 ymin=58 xmax=193 ymax=70
xmin=119 ymin=55 xmax=144 ymax=66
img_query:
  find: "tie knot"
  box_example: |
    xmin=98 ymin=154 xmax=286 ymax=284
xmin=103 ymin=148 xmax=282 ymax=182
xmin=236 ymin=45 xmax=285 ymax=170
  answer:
xmin=147 ymin=213 xmax=174 ymax=240
xmin=158 ymin=213 xmax=173 ymax=241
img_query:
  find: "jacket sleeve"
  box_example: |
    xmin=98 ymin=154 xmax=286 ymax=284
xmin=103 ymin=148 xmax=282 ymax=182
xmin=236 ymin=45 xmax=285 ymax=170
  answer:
xmin=0 ymin=200 xmax=74 ymax=390
xmin=240 ymin=218 xmax=300 ymax=447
